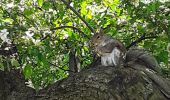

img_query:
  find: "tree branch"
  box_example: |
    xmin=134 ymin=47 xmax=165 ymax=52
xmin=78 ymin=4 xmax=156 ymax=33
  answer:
xmin=60 ymin=0 xmax=95 ymax=33
xmin=41 ymin=26 xmax=87 ymax=41
xmin=50 ymin=26 xmax=84 ymax=34
xmin=126 ymin=34 xmax=158 ymax=49
xmin=49 ymin=61 xmax=73 ymax=72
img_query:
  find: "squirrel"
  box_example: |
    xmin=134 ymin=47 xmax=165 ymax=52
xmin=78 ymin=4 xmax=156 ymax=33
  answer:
xmin=91 ymin=29 xmax=126 ymax=67
xmin=91 ymin=29 xmax=160 ymax=72
xmin=90 ymin=30 xmax=170 ymax=98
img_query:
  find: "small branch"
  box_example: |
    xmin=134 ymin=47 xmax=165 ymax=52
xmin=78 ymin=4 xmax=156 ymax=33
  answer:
xmin=49 ymin=61 xmax=73 ymax=72
xmin=50 ymin=26 xmax=84 ymax=34
xmin=60 ymin=0 xmax=95 ymax=33
xmin=18 ymin=12 xmax=37 ymax=27
xmin=41 ymin=26 xmax=86 ymax=41
xmin=126 ymin=34 xmax=158 ymax=49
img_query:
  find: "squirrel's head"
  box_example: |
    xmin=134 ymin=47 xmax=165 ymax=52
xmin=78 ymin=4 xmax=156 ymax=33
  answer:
xmin=91 ymin=29 xmax=108 ymax=48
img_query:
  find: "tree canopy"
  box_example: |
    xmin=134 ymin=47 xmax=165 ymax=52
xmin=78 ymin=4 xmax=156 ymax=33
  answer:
xmin=0 ymin=0 xmax=170 ymax=90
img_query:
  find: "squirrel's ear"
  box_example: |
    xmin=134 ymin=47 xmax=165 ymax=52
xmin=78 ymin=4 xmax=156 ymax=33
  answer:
xmin=96 ymin=28 xmax=104 ymax=34
xmin=99 ymin=28 xmax=104 ymax=34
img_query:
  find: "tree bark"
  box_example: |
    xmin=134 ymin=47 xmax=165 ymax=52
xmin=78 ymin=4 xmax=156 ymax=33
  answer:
xmin=37 ymin=65 xmax=168 ymax=100
xmin=0 ymin=69 xmax=35 ymax=100
xmin=0 ymin=65 xmax=169 ymax=100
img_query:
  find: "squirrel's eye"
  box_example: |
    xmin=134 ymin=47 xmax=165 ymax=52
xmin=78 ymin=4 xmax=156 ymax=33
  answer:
xmin=97 ymin=35 xmax=100 ymax=39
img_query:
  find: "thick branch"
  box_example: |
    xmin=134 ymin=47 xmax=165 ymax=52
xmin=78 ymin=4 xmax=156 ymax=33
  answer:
xmin=60 ymin=0 xmax=95 ymax=33
xmin=37 ymin=64 xmax=168 ymax=100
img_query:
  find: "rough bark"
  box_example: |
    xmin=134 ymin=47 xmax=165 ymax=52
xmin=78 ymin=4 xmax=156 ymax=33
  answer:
xmin=0 ymin=65 xmax=169 ymax=100
xmin=0 ymin=69 xmax=35 ymax=100
xmin=37 ymin=65 xmax=168 ymax=100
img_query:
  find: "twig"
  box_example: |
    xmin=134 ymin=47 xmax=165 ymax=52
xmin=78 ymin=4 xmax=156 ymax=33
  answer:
xmin=60 ymin=0 xmax=95 ymax=33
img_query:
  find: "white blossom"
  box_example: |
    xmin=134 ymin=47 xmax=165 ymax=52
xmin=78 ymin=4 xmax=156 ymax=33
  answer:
xmin=32 ymin=39 xmax=40 ymax=45
xmin=22 ymin=28 xmax=42 ymax=45
xmin=117 ymin=17 xmax=126 ymax=25
xmin=0 ymin=29 xmax=11 ymax=43
xmin=48 ymin=9 xmax=54 ymax=12
xmin=18 ymin=5 xmax=25 ymax=12
xmin=6 ymin=2 xmax=14 ymax=8
xmin=63 ymin=33 xmax=68 ymax=39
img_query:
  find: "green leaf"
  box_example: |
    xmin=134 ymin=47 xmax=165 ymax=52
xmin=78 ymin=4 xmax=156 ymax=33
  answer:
xmin=23 ymin=9 xmax=34 ymax=16
xmin=23 ymin=64 xmax=33 ymax=79
xmin=42 ymin=2 xmax=51 ymax=10
xmin=80 ymin=1 xmax=87 ymax=16
xmin=3 ymin=18 xmax=13 ymax=24
xmin=11 ymin=58 xmax=20 ymax=67
xmin=37 ymin=0 xmax=44 ymax=7
xmin=0 ymin=64 xmax=4 ymax=71
xmin=53 ymin=21 xmax=59 ymax=27
xmin=0 ymin=57 xmax=4 ymax=71
xmin=158 ymin=51 xmax=168 ymax=64
xmin=87 ymin=10 xmax=92 ymax=19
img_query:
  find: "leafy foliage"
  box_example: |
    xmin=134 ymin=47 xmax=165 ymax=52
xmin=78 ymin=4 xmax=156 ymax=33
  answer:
xmin=0 ymin=0 xmax=169 ymax=90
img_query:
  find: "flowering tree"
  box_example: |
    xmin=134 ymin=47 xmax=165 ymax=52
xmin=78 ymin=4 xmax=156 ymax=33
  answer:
xmin=0 ymin=0 xmax=170 ymax=91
